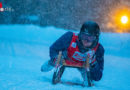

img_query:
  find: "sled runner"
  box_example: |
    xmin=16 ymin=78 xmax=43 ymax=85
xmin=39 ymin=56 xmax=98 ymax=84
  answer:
xmin=52 ymin=51 xmax=94 ymax=87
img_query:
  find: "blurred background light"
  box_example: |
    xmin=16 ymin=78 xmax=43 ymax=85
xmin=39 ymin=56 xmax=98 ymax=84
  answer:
xmin=121 ymin=16 xmax=128 ymax=24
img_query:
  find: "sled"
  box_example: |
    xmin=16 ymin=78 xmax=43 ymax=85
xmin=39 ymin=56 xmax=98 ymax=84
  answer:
xmin=52 ymin=51 xmax=94 ymax=87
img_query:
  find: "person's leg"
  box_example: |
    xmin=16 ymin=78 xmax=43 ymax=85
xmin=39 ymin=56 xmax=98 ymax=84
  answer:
xmin=78 ymin=67 xmax=94 ymax=86
xmin=77 ymin=68 xmax=87 ymax=81
xmin=41 ymin=59 xmax=55 ymax=72
xmin=77 ymin=68 xmax=89 ymax=86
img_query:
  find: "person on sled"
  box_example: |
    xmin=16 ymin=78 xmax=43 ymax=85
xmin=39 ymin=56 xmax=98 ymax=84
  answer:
xmin=41 ymin=21 xmax=105 ymax=83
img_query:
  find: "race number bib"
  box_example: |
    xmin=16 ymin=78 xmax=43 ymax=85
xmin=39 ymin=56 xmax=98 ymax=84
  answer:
xmin=72 ymin=50 xmax=95 ymax=62
xmin=72 ymin=51 xmax=86 ymax=61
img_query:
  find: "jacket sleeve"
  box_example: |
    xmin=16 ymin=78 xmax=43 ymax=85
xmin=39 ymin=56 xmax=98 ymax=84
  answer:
xmin=90 ymin=44 xmax=105 ymax=81
xmin=49 ymin=31 xmax=73 ymax=60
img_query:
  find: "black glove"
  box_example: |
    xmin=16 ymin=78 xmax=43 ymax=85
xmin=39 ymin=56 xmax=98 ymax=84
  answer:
xmin=49 ymin=50 xmax=68 ymax=66
xmin=62 ymin=50 xmax=68 ymax=60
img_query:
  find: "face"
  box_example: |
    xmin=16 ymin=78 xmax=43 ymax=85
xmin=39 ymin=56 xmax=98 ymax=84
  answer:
xmin=80 ymin=33 xmax=96 ymax=48
xmin=82 ymin=40 xmax=93 ymax=48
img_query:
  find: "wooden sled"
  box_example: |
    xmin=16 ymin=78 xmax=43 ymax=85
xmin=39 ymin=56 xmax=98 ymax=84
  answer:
xmin=52 ymin=51 xmax=94 ymax=87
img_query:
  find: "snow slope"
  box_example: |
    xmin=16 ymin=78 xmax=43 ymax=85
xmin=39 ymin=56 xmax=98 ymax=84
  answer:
xmin=0 ymin=25 xmax=130 ymax=90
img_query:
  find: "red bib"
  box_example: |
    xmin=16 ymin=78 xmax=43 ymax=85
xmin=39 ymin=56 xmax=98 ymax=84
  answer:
xmin=66 ymin=33 xmax=99 ymax=66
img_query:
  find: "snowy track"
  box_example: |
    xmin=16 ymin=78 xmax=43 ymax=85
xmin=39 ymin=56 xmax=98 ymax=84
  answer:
xmin=0 ymin=25 xmax=130 ymax=90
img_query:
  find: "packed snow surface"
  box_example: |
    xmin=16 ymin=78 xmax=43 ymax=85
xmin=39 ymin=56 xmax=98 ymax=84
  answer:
xmin=0 ymin=25 xmax=130 ymax=90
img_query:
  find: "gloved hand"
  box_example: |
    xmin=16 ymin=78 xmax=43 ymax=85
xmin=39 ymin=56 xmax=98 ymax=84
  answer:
xmin=86 ymin=50 xmax=99 ymax=75
xmin=50 ymin=50 xmax=68 ymax=66
xmin=86 ymin=50 xmax=95 ymax=60
xmin=86 ymin=50 xmax=97 ymax=66
xmin=62 ymin=50 xmax=68 ymax=60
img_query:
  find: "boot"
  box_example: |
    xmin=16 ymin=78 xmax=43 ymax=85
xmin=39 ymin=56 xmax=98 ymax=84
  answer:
xmin=41 ymin=61 xmax=53 ymax=72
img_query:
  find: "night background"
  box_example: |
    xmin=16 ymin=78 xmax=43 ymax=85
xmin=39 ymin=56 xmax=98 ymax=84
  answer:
xmin=0 ymin=0 xmax=130 ymax=32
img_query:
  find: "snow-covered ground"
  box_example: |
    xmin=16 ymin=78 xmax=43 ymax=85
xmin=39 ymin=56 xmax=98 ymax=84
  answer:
xmin=0 ymin=25 xmax=130 ymax=90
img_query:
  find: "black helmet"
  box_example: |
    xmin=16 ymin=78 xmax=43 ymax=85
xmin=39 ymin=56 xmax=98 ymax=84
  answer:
xmin=80 ymin=21 xmax=100 ymax=38
xmin=78 ymin=21 xmax=100 ymax=49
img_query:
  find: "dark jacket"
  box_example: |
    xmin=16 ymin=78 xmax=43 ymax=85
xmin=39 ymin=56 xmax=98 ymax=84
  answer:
xmin=50 ymin=31 xmax=104 ymax=81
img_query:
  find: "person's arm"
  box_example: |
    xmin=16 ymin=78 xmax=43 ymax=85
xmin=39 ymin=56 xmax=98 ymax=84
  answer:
xmin=49 ymin=31 xmax=73 ymax=60
xmin=90 ymin=44 xmax=105 ymax=81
